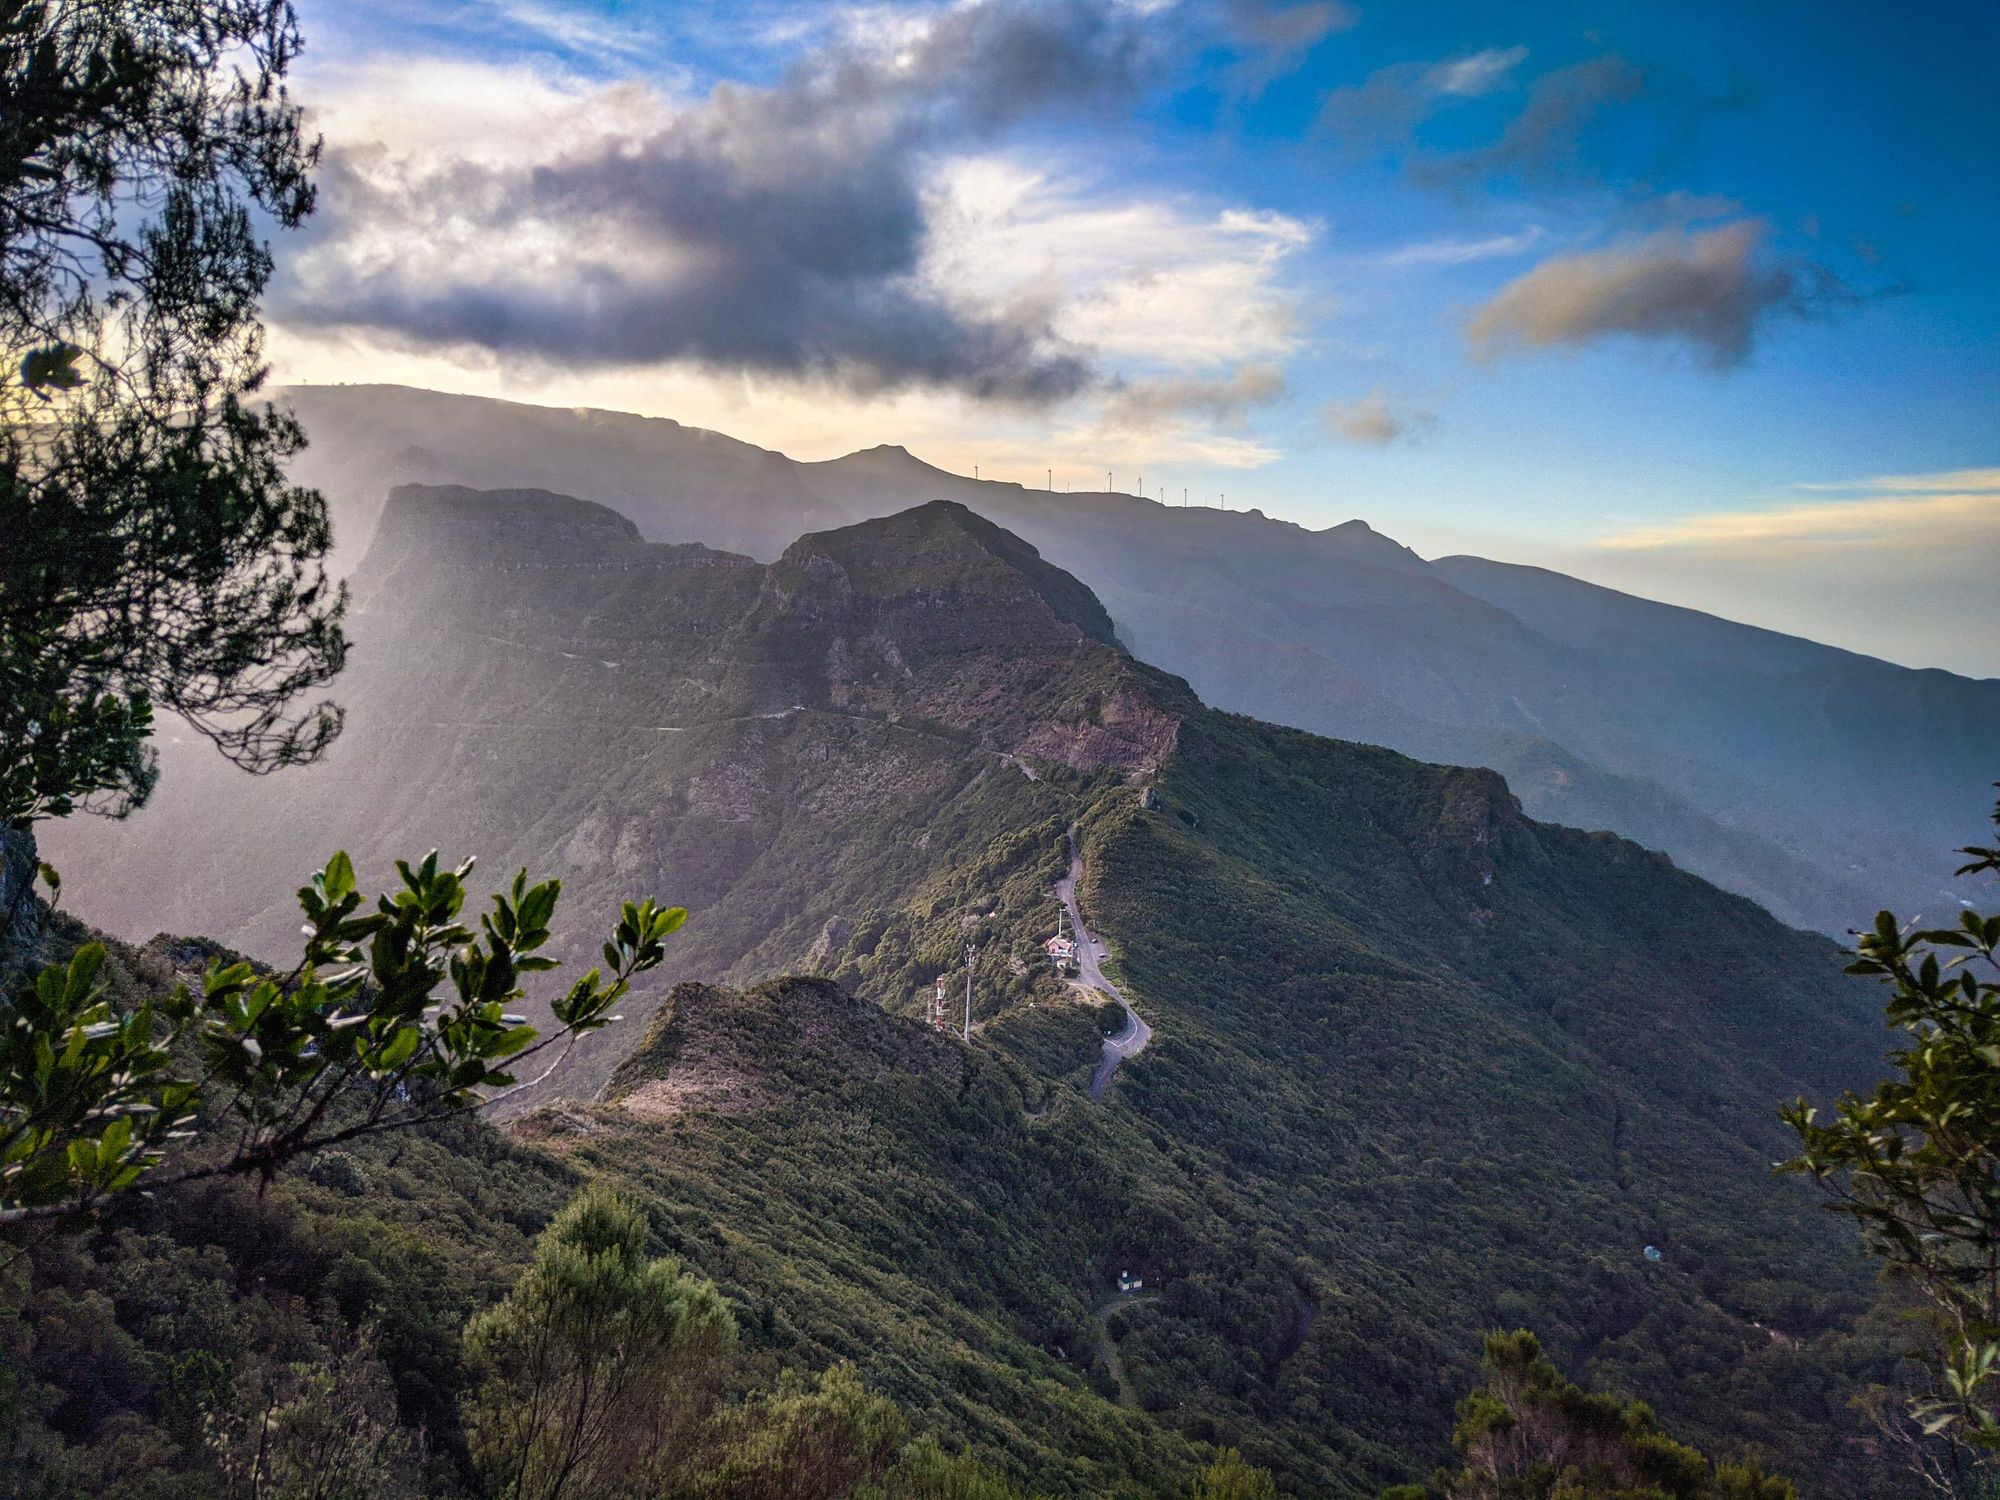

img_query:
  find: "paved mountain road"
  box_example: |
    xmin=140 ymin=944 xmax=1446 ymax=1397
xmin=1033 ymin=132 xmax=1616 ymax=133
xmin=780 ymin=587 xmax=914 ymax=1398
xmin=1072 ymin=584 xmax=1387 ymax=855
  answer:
xmin=1055 ymin=834 xmax=1152 ymax=1101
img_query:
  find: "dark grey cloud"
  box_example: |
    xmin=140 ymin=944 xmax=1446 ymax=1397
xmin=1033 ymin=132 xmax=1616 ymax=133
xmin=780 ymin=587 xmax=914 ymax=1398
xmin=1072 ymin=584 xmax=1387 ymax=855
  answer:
xmin=1220 ymin=0 xmax=1357 ymax=95
xmin=1412 ymin=54 xmax=1643 ymax=188
xmin=281 ymin=0 xmax=1158 ymax=401
xmin=1322 ymin=50 xmax=1746 ymax=196
xmin=1318 ymin=45 xmax=1527 ymax=151
xmin=1467 ymin=220 xmax=1840 ymax=368
xmin=1318 ymin=389 xmax=1435 ymax=446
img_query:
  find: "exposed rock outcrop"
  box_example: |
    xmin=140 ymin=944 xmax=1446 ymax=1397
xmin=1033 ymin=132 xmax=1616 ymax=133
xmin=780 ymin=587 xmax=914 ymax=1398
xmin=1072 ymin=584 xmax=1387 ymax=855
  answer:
xmin=1012 ymin=688 xmax=1181 ymax=777
xmin=805 ymin=915 xmax=853 ymax=967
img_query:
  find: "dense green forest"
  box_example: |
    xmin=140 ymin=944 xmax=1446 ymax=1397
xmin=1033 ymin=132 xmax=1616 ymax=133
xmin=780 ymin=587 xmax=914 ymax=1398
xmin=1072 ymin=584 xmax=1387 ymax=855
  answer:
xmin=0 ymin=909 xmax=1861 ymax=1498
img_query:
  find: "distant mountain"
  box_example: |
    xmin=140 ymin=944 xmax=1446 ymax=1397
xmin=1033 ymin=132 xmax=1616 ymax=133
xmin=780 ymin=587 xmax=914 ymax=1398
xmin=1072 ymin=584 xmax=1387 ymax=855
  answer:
xmin=44 ymin=488 xmax=1902 ymax=1492
xmin=274 ymin=385 xmax=1997 ymax=936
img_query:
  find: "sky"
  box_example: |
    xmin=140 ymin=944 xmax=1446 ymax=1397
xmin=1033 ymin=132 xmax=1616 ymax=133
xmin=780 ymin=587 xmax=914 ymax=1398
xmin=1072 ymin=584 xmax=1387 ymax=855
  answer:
xmin=266 ymin=0 xmax=2000 ymax=676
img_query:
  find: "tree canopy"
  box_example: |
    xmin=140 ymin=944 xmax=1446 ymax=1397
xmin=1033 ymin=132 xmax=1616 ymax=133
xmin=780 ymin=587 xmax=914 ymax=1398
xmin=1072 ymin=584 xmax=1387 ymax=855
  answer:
xmin=1781 ymin=793 xmax=2000 ymax=1493
xmin=465 ymin=1184 xmax=736 ymax=1500
xmin=1384 ymin=1329 xmax=1796 ymax=1499
xmin=0 ymin=0 xmax=345 ymax=833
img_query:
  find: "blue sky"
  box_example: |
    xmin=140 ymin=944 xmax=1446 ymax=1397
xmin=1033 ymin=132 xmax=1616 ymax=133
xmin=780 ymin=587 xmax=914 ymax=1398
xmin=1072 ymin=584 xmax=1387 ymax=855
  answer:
xmin=271 ymin=0 xmax=2000 ymax=673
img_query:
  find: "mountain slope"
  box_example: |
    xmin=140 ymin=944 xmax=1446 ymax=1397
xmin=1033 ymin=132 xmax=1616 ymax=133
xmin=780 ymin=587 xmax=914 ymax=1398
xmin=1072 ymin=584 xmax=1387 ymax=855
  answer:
xmin=38 ymin=491 xmax=1170 ymax=1097
xmin=273 ymin=384 xmax=1997 ymax=934
xmin=43 ymin=490 xmax=1910 ymax=1494
xmin=518 ymin=696 xmax=1902 ymax=1493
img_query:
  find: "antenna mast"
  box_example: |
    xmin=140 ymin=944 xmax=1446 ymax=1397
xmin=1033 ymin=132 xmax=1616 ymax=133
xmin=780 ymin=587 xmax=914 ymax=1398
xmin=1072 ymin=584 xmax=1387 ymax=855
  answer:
xmin=963 ymin=943 xmax=974 ymax=1042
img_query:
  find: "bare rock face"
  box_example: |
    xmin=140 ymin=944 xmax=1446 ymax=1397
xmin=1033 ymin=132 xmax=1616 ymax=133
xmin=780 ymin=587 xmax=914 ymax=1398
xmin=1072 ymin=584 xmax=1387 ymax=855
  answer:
xmin=1012 ymin=687 xmax=1181 ymax=777
xmin=805 ymin=915 xmax=853 ymax=967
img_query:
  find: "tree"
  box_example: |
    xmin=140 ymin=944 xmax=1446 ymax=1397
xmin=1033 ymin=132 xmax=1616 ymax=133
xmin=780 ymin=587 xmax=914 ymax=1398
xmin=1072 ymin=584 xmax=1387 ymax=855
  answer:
xmin=204 ymin=1330 xmax=424 ymax=1500
xmin=873 ymin=1439 xmax=1032 ymax=1500
xmin=1191 ymin=1449 xmax=1281 ymax=1500
xmin=464 ymin=1184 xmax=736 ymax=1500
xmin=0 ymin=0 xmax=345 ymax=838
xmin=1386 ymin=1330 xmax=1795 ymax=1499
xmin=0 ymin=850 xmax=684 ymax=1224
xmin=1780 ymin=794 xmax=2000 ymax=1494
xmin=672 ymin=1364 xmax=908 ymax=1500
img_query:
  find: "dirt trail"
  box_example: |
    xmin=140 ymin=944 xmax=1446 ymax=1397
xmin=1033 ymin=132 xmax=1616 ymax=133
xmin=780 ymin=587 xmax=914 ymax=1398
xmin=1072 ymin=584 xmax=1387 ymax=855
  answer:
xmin=1092 ymin=1293 xmax=1157 ymax=1407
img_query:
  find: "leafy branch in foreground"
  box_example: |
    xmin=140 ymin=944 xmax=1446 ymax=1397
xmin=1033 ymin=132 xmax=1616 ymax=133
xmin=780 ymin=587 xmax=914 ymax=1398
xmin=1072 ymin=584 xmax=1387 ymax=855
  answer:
xmin=1780 ymin=792 xmax=2000 ymax=1494
xmin=0 ymin=849 xmax=684 ymax=1226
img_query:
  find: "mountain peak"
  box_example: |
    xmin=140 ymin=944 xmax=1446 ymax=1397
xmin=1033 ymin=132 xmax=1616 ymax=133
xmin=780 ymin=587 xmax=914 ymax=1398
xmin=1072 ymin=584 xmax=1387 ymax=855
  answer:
xmin=817 ymin=441 xmax=952 ymax=481
xmin=357 ymin=483 xmax=644 ymax=585
xmin=775 ymin=500 xmax=1120 ymax=649
xmin=1313 ymin=516 xmax=1429 ymax=571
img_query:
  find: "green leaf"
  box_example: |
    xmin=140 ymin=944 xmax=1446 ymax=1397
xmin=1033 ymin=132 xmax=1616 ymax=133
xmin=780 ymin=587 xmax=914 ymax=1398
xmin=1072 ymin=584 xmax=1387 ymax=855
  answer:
xmin=323 ymin=850 xmax=356 ymax=903
xmin=490 ymin=1024 xmax=538 ymax=1060
xmin=64 ymin=943 xmax=106 ymax=1000
xmin=372 ymin=1025 xmax=421 ymax=1072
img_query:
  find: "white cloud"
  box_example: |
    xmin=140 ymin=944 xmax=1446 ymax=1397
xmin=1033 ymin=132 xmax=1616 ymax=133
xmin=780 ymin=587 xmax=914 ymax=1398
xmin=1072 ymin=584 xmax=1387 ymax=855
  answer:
xmin=482 ymin=0 xmax=664 ymax=59
xmin=924 ymin=156 xmax=1314 ymax=368
xmin=1427 ymin=46 xmax=1529 ymax=97
xmin=1374 ymin=226 xmax=1544 ymax=266
xmin=1795 ymin=467 xmax=2000 ymax=496
xmin=298 ymin=54 xmax=680 ymax=167
xmin=272 ymin=64 xmax=1309 ymax=479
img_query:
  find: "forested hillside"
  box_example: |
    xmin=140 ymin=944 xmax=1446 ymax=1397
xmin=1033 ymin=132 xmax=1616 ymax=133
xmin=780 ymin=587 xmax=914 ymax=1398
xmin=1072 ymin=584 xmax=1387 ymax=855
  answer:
xmin=35 ymin=492 xmax=1908 ymax=1493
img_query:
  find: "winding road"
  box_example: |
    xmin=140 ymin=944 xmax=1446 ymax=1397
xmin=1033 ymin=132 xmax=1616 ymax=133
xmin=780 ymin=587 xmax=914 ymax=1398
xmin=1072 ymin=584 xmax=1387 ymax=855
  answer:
xmin=1055 ymin=834 xmax=1153 ymax=1101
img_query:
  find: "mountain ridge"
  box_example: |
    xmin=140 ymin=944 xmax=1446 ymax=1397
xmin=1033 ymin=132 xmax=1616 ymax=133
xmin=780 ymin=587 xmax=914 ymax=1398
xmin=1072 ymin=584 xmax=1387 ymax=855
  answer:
xmin=272 ymin=383 xmax=1995 ymax=935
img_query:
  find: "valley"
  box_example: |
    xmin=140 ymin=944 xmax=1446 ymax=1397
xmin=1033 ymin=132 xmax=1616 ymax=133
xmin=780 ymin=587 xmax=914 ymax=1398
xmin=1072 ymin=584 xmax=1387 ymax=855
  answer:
xmin=35 ymin=486 xmax=1915 ymax=1494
